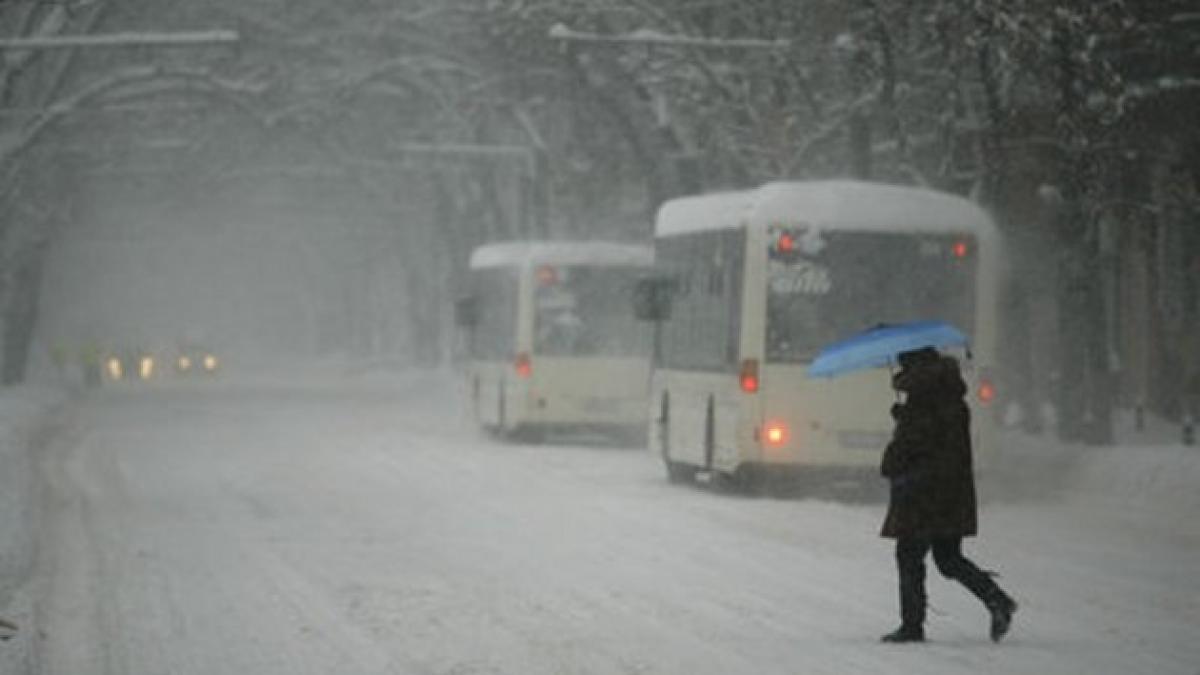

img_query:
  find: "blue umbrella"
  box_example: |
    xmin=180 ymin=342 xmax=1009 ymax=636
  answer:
xmin=807 ymin=320 xmax=969 ymax=378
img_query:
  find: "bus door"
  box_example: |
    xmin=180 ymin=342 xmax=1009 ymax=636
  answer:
xmin=468 ymin=267 xmax=520 ymax=429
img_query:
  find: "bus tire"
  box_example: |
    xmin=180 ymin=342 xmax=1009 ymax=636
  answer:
xmin=497 ymin=379 xmax=506 ymax=431
xmin=737 ymin=464 xmax=767 ymax=495
xmin=715 ymin=464 xmax=764 ymax=496
xmin=665 ymin=460 xmax=697 ymax=484
xmin=472 ymin=376 xmax=481 ymax=422
xmin=514 ymin=425 xmax=545 ymax=444
xmin=703 ymin=396 xmax=715 ymax=471
xmin=656 ymin=392 xmax=670 ymax=456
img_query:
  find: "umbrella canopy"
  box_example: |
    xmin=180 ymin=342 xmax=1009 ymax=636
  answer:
xmin=807 ymin=320 xmax=969 ymax=378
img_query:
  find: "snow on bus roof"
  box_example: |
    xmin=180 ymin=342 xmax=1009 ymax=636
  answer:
xmin=469 ymin=241 xmax=653 ymax=269
xmin=655 ymin=180 xmax=996 ymax=237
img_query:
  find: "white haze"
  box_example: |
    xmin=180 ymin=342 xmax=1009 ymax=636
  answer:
xmin=35 ymin=177 xmax=429 ymax=368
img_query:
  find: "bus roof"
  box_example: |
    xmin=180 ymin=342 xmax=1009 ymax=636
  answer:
xmin=655 ymin=180 xmax=996 ymax=238
xmin=468 ymin=241 xmax=653 ymax=270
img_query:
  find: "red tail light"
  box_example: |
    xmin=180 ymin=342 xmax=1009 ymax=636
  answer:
xmin=777 ymin=233 xmax=795 ymax=253
xmin=764 ymin=421 xmax=788 ymax=447
xmin=952 ymin=240 xmax=970 ymax=258
xmin=739 ymin=359 xmax=759 ymax=393
xmin=514 ymin=353 xmax=532 ymax=378
xmin=978 ymin=379 xmax=996 ymax=404
xmin=536 ymin=265 xmax=558 ymax=286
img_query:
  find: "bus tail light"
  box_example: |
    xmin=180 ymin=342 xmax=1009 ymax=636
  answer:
xmin=764 ymin=421 xmax=788 ymax=447
xmin=777 ymin=233 xmax=795 ymax=253
xmin=514 ymin=352 xmax=532 ymax=379
xmin=535 ymin=265 xmax=558 ymax=286
xmin=739 ymin=359 xmax=759 ymax=393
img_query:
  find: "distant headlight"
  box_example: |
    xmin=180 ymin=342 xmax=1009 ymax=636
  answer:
xmin=177 ymin=355 xmax=193 ymax=372
xmin=106 ymin=357 xmax=123 ymax=380
xmin=139 ymin=356 xmax=155 ymax=380
xmin=202 ymin=354 xmax=219 ymax=372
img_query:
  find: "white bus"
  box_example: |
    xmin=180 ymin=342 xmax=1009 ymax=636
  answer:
xmin=639 ymin=181 xmax=1002 ymax=489
xmin=460 ymin=241 xmax=655 ymax=443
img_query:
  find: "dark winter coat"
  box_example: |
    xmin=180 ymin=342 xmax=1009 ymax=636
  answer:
xmin=880 ymin=352 xmax=978 ymax=539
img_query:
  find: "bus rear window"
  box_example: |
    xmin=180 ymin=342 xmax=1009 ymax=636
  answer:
xmin=766 ymin=232 xmax=976 ymax=363
xmin=534 ymin=266 xmax=651 ymax=357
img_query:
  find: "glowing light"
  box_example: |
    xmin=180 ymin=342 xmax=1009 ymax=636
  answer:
xmin=535 ymin=265 xmax=558 ymax=286
xmin=952 ymin=241 xmax=969 ymax=258
xmin=764 ymin=422 xmax=788 ymax=447
xmin=739 ymin=359 xmax=759 ymax=393
xmin=106 ymin=358 xmax=123 ymax=380
xmin=979 ymin=380 xmax=996 ymax=404
xmin=139 ymin=356 xmax=155 ymax=380
xmin=177 ymin=356 xmax=193 ymax=371
xmin=741 ymin=374 xmax=759 ymax=393
xmin=777 ymin=233 xmax=795 ymax=253
xmin=203 ymin=355 xmax=219 ymax=372
xmin=515 ymin=353 xmax=532 ymax=378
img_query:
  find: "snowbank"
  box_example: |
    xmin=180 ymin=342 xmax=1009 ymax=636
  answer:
xmin=0 ymin=386 xmax=68 ymax=674
xmin=984 ymin=425 xmax=1200 ymax=540
xmin=1066 ymin=441 xmax=1200 ymax=538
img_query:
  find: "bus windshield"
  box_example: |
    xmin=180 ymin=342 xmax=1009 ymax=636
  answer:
xmin=534 ymin=265 xmax=651 ymax=357
xmin=766 ymin=231 xmax=976 ymax=363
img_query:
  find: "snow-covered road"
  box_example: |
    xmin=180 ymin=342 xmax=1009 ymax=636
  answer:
xmin=31 ymin=375 xmax=1200 ymax=674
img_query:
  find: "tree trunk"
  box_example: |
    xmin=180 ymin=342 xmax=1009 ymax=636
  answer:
xmin=1050 ymin=15 xmax=1113 ymax=444
xmin=1 ymin=242 xmax=47 ymax=385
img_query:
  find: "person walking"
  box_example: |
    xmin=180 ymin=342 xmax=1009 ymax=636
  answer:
xmin=879 ymin=347 xmax=1017 ymax=643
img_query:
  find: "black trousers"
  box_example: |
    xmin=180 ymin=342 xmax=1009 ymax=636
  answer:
xmin=895 ymin=537 xmax=1002 ymax=627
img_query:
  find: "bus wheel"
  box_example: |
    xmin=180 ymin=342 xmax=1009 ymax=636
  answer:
xmin=509 ymin=425 xmax=545 ymax=444
xmin=664 ymin=459 xmax=697 ymax=484
xmin=716 ymin=465 xmax=765 ymax=495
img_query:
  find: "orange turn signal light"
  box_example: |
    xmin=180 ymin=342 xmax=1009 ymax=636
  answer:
xmin=764 ymin=422 xmax=788 ymax=447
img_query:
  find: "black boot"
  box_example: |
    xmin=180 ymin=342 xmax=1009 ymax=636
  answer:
xmin=987 ymin=594 xmax=1017 ymax=642
xmin=891 ymin=539 xmax=928 ymax=644
xmin=880 ymin=625 xmax=925 ymax=643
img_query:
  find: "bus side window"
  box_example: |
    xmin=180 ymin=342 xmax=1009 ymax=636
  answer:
xmin=471 ymin=268 xmax=517 ymax=361
xmin=659 ymin=230 xmax=743 ymax=373
xmin=634 ymin=277 xmax=675 ymax=321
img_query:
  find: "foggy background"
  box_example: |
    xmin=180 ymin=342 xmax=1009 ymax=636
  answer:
xmin=1 ymin=0 xmax=1198 ymax=442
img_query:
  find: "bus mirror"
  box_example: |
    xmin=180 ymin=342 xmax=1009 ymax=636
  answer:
xmin=633 ymin=277 xmax=673 ymax=321
xmin=454 ymin=296 xmax=478 ymax=327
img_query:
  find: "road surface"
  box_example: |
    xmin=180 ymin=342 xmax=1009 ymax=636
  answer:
xmin=32 ymin=374 xmax=1200 ymax=674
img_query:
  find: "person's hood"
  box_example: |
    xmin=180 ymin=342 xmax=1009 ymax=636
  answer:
xmin=893 ymin=354 xmax=966 ymax=400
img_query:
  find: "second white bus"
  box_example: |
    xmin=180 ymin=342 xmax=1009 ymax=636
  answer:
xmin=460 ymin=241 xmax=654 ymax=443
